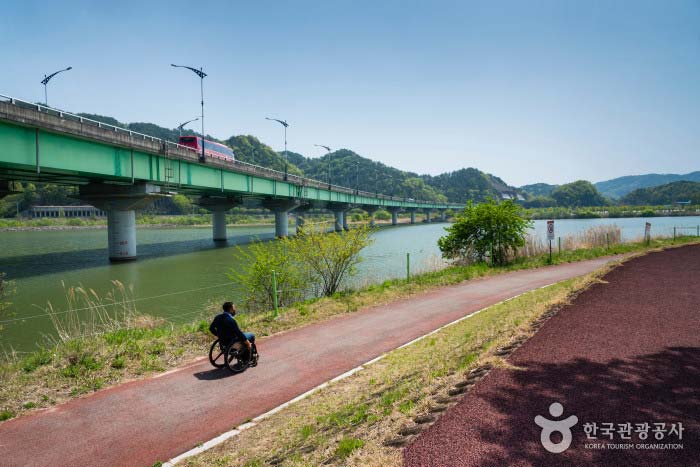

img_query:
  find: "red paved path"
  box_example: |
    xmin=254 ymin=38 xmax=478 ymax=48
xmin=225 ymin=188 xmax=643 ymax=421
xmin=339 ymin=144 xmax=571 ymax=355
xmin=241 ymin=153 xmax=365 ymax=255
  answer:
xmin=0 ymin=258 xmax=616 ymax=467
xmin=405 ymin=245 xmax=700 ymax=467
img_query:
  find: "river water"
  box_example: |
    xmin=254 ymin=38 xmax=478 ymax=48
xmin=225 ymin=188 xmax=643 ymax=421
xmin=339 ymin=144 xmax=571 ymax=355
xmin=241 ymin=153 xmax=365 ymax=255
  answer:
xmin=1 ymin=216 xmax=698 ymax=351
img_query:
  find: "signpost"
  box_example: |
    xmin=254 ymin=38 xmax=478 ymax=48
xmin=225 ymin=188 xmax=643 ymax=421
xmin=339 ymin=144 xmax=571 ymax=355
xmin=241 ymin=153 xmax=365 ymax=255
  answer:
xmin=645 ymin=222 xmax=651 ymax=245
xmin=547 ymin=220 xmax=555 ymax=263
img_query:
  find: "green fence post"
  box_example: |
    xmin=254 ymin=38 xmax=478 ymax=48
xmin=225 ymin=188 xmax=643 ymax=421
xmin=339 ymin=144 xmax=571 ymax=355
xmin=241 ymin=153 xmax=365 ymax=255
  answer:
xmin=606 ymin=232 xmax=610 ymax=249
xmin=406 ymin=252 xmax=410 ymax=282
xmin=558 ymin=236 xmax=561 ymax=254
xmin=697 ymin=225 xmax=699 ymax=237
xmin=673 ymin=227 xmax=676 ymax=241
xmin=271 ymin=270 xmax=279 ymax=318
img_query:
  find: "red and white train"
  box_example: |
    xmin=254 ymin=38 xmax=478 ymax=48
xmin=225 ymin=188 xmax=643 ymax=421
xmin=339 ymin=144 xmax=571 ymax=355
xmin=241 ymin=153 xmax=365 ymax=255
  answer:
xmin=178 ymin=136 xmax=235 ymax=162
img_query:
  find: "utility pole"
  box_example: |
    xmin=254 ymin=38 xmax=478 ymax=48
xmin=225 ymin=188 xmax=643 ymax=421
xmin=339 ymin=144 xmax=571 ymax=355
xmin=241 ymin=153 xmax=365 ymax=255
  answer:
xmin=171 ymin=64 xmax=207 ymax=162
xmin=266 ymin=117 xmax=289 ymax=180
xmin=176 ymin=117 xmax=199 ymax=138
xmin=40 ymin=66 xmax=72 ymax=107
xmin=315 ymin=144 xmax=332 ymax=189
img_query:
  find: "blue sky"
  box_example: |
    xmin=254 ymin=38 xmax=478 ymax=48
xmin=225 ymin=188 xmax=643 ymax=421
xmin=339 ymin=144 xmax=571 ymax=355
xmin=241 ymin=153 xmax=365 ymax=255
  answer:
xmin=1 ymin=0 xmax=699 ymax=186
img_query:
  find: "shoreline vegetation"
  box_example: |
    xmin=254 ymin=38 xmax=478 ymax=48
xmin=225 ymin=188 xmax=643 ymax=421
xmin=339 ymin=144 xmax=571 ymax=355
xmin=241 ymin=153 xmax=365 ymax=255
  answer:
xmin=0 ymin=213 xmax=431 ymax=232
xmin=524 ymin=204 xmax=700 ymax=220
xmin=1 ymin=231 xmax=698 ymax=424
xmin=1 ymin=204 xmax=699 ymax=232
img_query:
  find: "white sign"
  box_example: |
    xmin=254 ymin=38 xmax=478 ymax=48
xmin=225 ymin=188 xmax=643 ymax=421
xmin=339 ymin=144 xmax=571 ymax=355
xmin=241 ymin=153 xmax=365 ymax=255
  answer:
xmin=547 ymin=220 xmax=555 ymax=241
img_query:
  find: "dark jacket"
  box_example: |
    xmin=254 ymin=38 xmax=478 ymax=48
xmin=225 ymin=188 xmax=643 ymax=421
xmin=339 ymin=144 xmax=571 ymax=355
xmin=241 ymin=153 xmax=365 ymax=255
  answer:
xmin=209 ymin=312 xmax=247 ymax=345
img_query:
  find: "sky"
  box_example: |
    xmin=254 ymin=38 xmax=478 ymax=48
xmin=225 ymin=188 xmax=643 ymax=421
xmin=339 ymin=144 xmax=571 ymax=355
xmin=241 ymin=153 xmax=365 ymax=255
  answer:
xmin=1 ymin=0 xmax=699 ymax=186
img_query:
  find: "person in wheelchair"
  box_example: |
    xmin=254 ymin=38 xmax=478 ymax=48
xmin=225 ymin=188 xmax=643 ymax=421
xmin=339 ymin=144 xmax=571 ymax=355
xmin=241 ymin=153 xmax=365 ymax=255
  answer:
xmin=209 ymin=302 xmax=258 ymax=366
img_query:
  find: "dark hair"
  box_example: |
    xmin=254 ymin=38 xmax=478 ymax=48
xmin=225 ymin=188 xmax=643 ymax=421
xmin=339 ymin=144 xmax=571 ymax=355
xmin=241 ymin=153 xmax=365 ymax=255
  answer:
xmin=222 ymin=302 xmax=234 ymax=312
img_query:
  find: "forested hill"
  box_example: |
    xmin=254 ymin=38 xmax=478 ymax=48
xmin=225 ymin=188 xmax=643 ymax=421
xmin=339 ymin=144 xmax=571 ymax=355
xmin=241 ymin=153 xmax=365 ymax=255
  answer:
xmin=620 ymin=181 xmax=700 ymax=205
xmin=594 ymin=172 xmax=700 ymax=199
xmin=287 ymin=150 xmax=518 ymax=203
xmin=74 ymin=113 xmax=518 ymax=203
xmin=520 ymin=183 xmax=557 ymax=197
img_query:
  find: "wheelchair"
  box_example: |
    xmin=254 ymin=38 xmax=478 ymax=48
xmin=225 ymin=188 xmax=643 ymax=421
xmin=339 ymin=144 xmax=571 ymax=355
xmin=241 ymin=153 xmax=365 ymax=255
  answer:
xmin=209 ymin=338 xmax=259 ymax=373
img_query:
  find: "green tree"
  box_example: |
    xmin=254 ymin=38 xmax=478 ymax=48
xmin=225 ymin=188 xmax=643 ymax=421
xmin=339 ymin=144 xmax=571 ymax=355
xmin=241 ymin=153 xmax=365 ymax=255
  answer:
xmin=232 ymin=223 xmax=374 ymax=311
xmin=170 ymin=194 xmax=193 ymax=214
xmin=550 ymin=181 xmax=608 ymax=207
xmin=438 ymin=199 xmax=532 ymax=266
xmin=231 ymin=239 xmax=311 ymax=312
xmin=292 ymin=223 xmax=374 ymax=296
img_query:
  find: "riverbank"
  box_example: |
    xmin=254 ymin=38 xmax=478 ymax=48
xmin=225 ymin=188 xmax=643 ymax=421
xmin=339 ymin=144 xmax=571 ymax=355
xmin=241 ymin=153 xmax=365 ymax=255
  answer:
xmin=0 ymin=214 xmax=427 ymax=232
xmin=1 ymin=235 xmax=698 ymax=424
xmin=525 ymin=204 xmax=700 ymax=220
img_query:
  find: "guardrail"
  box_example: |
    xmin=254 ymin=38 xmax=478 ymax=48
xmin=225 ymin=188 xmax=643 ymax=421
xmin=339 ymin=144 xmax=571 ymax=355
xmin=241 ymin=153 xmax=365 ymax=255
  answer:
xmin=0 ymin=93 xmax=457 ymax=207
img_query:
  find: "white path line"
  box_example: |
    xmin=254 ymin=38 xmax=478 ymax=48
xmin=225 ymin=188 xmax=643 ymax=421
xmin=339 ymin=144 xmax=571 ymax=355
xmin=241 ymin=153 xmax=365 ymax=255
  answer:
xmin=164 ymin=281 xmax=559 ymax=466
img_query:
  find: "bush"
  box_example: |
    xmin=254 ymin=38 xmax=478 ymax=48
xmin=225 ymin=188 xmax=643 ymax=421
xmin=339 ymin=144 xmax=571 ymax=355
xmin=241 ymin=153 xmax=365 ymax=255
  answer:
xmin=374 ymin=210 xmax=391 ymax=221
xmin=438 ymin=199 xmax=532 ymax=266
xmin=232 ymin=223 xmax=375 ymax=310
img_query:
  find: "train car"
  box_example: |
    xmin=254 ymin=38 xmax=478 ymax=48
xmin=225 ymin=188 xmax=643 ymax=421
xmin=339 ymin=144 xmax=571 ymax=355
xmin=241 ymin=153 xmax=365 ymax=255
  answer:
xmin=178 ymin=136 xmax=235 ymax=162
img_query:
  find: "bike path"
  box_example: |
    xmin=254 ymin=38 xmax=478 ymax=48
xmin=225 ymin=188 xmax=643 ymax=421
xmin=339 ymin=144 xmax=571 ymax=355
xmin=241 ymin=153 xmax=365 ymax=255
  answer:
xmin=405 ymin=245 xmax=700 ymax=466
xmin=0 ymin=257 xmax=616 ymax=467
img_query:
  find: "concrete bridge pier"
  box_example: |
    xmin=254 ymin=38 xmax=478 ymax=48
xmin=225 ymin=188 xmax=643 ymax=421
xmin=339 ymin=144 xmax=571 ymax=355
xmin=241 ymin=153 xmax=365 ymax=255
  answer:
xmin=440 ymin=209 xmax=448 ymax=222
xmin=408 ymin=208 xmax=417 ymax=224
xmin=364 ymin=206 xmax=379 ymax=227
xmin=333 ymin=210 xmax=345 ymax=232
xmin=79 ymin=183 xmax=163 ymax=262
xmin=328 ymin=203 xmax=352 ymax=232
xmin=388 ymin=207 xmax=401 ymax=226
xmin=198 ymin=197 xmax=240 ymax=242
xmin=263 ymin=198 xmax=301 ymax=237
xmin=424 ymin=208 xmax=433 ymax=223
xmin=294 ymin=204 xmax=312 ymax=234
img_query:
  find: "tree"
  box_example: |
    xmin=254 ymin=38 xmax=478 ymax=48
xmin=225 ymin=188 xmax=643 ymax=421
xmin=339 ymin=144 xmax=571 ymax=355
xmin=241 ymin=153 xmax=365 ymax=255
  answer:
xmin=292 ymin=223 xmax=374 ymax=296
xmin=231 ymin=223 xmax=374 ymax=311
xmin=231 ymin=239 xmax=311 ymax=312
xmin=438 ymin=199 xmax=532 ymax=266
xmin=550 ymin=181 xmax=608 ymax=207
xmin=170 ymin=194 xmax=193 ymax=214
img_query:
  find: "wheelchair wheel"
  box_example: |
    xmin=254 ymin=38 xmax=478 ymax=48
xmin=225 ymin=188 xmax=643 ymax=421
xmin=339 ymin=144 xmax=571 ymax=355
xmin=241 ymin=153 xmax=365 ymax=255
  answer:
xmin=208 ymin=339 xmax=227 ymax=369
xmin=225 ymin=342 xmax=251 ymax=373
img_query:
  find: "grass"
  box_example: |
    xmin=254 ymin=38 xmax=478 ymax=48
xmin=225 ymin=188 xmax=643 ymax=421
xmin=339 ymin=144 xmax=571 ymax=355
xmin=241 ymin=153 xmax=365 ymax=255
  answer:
xmin=181 ymin=262 xmax=618 ymax=466
xmin=0 ymin=235 xmax=697 ymax=425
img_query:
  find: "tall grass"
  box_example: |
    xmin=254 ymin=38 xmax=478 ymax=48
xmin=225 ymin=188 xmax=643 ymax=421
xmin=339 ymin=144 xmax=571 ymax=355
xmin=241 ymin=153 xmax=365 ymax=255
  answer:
xmin=45 ymin=280 xmax=146 ymax=344
xmin=518 ymin=225 xmax=623 ymax=259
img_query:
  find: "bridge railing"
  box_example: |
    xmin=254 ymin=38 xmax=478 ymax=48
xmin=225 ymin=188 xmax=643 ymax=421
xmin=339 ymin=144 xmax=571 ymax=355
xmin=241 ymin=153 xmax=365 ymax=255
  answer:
xmin=0 ymin=94 xmax=457 ymax=208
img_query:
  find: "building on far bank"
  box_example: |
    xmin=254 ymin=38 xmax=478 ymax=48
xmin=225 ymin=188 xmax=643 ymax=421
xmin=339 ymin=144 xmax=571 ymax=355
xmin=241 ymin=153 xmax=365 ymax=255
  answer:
xmin=30 ymin=205 xmax=106 ymax=218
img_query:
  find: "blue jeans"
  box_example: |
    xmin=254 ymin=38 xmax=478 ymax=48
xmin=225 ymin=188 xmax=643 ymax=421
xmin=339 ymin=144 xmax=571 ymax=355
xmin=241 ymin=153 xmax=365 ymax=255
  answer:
xmin=241 ymin=332 xmax=255 ymax=343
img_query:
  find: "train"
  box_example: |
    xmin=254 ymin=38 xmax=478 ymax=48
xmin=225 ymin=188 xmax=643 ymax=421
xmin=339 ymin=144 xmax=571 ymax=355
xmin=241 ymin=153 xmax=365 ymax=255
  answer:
xmin=178 ymin=135 xmax=235 ymax=162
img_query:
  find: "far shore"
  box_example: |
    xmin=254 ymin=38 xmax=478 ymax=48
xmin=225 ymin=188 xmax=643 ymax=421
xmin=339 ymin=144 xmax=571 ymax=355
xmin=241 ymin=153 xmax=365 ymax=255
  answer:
xmin=0 ymin=217 xmax=430 ymax=233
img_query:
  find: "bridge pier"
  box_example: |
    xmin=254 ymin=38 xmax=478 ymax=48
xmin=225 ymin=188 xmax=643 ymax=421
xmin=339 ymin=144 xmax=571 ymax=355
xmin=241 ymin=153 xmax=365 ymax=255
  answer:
xmin=440 ymin=209 xmax=448 ymax=222
xmin=333 ymin=210 xmax=345 ymax=232
xmin=79 ymin=183 xmax=162 ymax=262
xmin=263 ymin=199 xmax=301 ymax=237
xmin=408 ymin=208 xmax=417 ymax=224
xmin=328 ymin=203 xmax=353 ymax=232
xmin=424 ymin=208 xmax=433 ymax=223
xmin=197 ymin=197 xmax=240 ymax=242
xmin=364 ymin=206 xmax=379 ymax=227
xmin=294 ymin=204 xmax=312 ymax=234
xmin=388 ymin=207 xmax=401 ymax=226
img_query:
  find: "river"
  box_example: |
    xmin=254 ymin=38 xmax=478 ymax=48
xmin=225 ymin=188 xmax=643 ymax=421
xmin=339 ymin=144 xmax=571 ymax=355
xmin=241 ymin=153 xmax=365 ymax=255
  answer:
xmin=1 ymin=216 xmax=698 ymax=351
